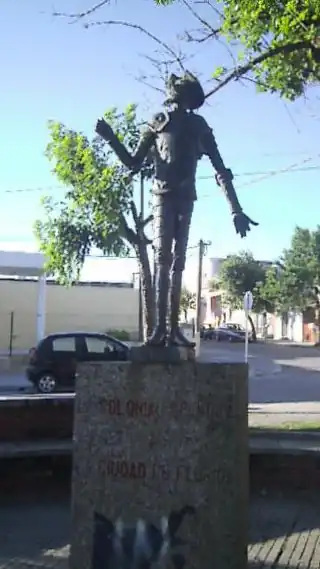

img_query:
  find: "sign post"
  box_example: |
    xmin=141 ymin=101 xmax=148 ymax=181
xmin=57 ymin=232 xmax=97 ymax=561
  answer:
xmin=243 ymin=291 xmax=253 ymax=364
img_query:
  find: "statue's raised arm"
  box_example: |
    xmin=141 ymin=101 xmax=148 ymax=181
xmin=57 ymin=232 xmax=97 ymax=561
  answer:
xmin=95 ymin=117 xmax=154 ymax=174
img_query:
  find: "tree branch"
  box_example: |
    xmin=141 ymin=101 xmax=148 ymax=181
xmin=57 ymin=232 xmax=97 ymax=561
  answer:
xmin=182 ymin=0 xmax=221 ymax=38
xmin=205 ymin=40 xmax=313 ymax=100
xmin=129 ymin=201 xmax=153 ymax=245
xmin=52 ymin=11 xmax=186 ymax=72
xmin=52 ymin=1 xmax=111 ymax=21
xmin=119 ymin=212 xmax=138 ymax=246
xmin=142 ymin=214 xmax=153 ymax=227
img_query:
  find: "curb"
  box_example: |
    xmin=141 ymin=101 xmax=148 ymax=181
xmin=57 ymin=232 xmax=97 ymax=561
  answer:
xmin=249 ymin=429 xmax=320 ymax=456
xmin=250 ymin=428 xmax=320 ymax=441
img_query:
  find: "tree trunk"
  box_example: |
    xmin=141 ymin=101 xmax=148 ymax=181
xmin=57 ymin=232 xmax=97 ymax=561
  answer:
xmin=247 ymin=314 xmax=257 ymax=342
xmin=121 ymin=207 xmax=154 ymax=341
xmin=136 ymin=240 xmax=154 ymax=339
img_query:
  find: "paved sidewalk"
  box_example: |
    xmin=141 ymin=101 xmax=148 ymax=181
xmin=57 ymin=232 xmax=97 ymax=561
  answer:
xmin=249 ymin=402 xmax=320 ymax=427
xmin=0 ymin=372 xmax=30 ymax=392
xmin=0 ymin=494 xmax=318 ymax=568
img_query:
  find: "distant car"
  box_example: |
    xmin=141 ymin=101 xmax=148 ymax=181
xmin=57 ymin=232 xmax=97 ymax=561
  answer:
xmin=214 ymin=322 xmax=253 ymax=343
xmin=201 ymin=325 xmax=215 ymax=340
xmin=26 ymin=332 xmax=129 ymax=394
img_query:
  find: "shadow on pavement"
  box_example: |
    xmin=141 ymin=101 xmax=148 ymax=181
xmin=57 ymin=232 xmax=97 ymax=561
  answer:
xmin=249 ymin=365 xmax=320 ymax=405
xmin=249 ymin=493 xmax=320 ymax=542
xmin=0 ymin=487 xmax=319 ymax=565
xmin=0 ymin=500 xmax=70 ymax=566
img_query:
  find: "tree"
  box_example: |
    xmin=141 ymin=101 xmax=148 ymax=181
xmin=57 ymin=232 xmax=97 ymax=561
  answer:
xmin=180 ymin=286 xmax=196 ymax=322
xmin=55 ymin=0 xmax=320 ymax=101
xmin=261 ymin=226 xmax=320 ymax=313
xmin=35 ymin=105 xmax=155 ymax=336
xmin=258 ymin=265 xmax=285 ymax=313
xmin=211 ymin=251 xmax=273 ymax=339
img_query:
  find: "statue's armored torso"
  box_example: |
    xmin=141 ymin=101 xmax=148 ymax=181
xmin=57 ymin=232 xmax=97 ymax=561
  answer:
xmin=147 ymin=109 xmax=211 ymax=201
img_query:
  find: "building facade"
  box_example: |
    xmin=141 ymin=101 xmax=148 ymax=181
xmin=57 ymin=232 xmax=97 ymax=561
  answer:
xmin=201 ymin=256 xmax=305 ymax=341
xmin=0 ymin=278 xmax=139 ymax=353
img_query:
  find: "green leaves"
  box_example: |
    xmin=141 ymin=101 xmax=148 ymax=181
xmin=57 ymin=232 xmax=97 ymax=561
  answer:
xmin=220 ymin=0 xmax=320 ymax=99
xmin=214 ymin=251 xmax=269 ymax=312
xmin=152 ymin=0 xmax=320 ymax=100
xmin=180 ymin=287 xmax=196 ymax=319
xmin=215 ymin=226 xmax=320 ymax=315
xmin=274 ymin=226 xmax=320 ymax=311
xmin=35 ymin=105 xmax=144 ymax=284
xmin=212 ymin=66 xmax=227 ymax=80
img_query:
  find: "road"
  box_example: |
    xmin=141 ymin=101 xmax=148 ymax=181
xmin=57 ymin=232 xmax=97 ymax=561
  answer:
xmin=1 ymin=341 xmax=320 ymax=427
xmin=200 ymin=340 xmax=320 ymax=426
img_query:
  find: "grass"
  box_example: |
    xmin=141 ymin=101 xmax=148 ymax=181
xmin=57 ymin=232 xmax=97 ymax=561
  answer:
xmin=251 ymin=421 xmax=320 ymax=432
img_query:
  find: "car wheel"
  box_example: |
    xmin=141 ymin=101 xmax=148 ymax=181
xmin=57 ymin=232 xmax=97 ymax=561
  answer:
xmin=36 ymin=373 xmax=57 ymax=394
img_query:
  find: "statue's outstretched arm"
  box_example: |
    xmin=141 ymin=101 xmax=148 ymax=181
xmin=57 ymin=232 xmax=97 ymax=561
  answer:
xmin=95 ymin=118 xmax=154 ymax=173
xmin=200 ymin=118 xmax=258 ymax=238
xmin=200 ymin=124 xmax=243 ymax=215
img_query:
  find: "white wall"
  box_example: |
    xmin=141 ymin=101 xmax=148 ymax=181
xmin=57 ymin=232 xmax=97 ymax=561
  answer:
xmin=288 ymin=312 xmax=303 ymax=342
xmin=273 ymin=313 xmax=303 ymax=342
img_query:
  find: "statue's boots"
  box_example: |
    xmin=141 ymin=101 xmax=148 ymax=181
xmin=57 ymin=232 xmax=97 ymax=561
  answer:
xmin=146 ymin=264 xmax=169 ymax=346
xmin=168 ymin=270 xmax=196 ymax=347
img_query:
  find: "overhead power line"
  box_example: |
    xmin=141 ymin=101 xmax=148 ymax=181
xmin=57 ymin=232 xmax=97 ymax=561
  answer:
xmin=2 ymin=163 xmax=320 ymax=197
xmin=87 ymin=242 xmax=199 ymax=260
xmin=1 ymin=155 xmax=319 ymax=202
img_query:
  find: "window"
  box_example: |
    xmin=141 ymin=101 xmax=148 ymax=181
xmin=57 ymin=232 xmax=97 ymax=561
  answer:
xmin=85 ymin=336 xmax=116 ymax=354
xmin=52 ymin=336 xmax=76 ymax=352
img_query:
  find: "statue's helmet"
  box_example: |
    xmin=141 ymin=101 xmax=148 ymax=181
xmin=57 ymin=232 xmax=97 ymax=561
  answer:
xmin=164 ymin=71 xmax=205 ymax=110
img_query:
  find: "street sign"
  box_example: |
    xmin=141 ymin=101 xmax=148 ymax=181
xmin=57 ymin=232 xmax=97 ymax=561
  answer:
xmin=243 ymin=291 xmax=253 ymax=364
xmin=243 ymin=291 xmax=253 ymax=312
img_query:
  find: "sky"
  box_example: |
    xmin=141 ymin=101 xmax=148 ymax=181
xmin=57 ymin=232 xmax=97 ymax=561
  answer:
xmin=0 ymin=0 xmax=320 ymax=291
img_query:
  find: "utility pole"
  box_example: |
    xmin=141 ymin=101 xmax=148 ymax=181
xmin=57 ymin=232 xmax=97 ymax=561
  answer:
xmin=138 ymin=172 xmax=144 ymax=342
xmin=196 ymin=239 xmax=205 ymax=333
xmin=314 ymin=286 xmax=320 ymax=345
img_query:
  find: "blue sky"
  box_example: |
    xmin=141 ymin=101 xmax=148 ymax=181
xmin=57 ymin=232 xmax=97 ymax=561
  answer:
xmin=1 ymin=0 xmax=320 ymax=287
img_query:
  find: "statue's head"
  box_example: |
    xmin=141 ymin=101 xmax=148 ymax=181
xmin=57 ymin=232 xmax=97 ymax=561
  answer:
xmin=164 ymin=71 xmax=205 ymax=110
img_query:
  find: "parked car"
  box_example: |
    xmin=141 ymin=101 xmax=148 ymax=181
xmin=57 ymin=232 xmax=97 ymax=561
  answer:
xmin=26 ymin=332 xmax=129 ymax=394
xmin=200 ymin=324 xmax=215 ymax=340
xmin=214 ymin=322 xmax=253 ymax=343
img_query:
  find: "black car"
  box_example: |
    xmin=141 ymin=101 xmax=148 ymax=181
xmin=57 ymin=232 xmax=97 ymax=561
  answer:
xmin=215 ymin=323 xmax=253 ymax=343
xmin=26 ymin=332 xmax=129 ymax=393
xmin=200 ymin=325 xmax=215 ymax=340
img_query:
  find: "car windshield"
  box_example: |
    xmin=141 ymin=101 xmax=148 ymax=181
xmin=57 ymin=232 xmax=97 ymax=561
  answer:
xmin=221 ymin=323 xmax=245 ymax=332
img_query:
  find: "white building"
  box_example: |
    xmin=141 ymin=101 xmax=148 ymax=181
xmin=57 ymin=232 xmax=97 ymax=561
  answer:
xmin=0 ymin=250 xmax=46 ymax=344
xmin=201 ymin=256 xmax=305 ymax=341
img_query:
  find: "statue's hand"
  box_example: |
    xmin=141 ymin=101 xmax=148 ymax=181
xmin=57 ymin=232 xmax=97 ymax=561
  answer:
xmin=95 ymin=118 xmax=114 ymax=141
xmin=233 ymin=212 xmax=259 ymax=239
xmin=215 ymin=168 xmax=233 ymax=187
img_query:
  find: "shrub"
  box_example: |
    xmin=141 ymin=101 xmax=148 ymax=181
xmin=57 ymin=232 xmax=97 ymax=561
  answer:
xmin=106 ymin=329 xmax=130 ymax=341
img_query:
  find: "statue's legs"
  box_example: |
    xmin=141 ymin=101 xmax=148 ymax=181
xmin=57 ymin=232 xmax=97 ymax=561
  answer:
xmin=146 ymin=194 xmax=175 ymax=346
xmin=169 ymin=200 xmax=195 ymax=347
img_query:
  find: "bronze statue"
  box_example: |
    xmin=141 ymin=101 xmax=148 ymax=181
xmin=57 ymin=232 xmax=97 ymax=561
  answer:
xmin=96 ymin=72 xmax=258 ymax=348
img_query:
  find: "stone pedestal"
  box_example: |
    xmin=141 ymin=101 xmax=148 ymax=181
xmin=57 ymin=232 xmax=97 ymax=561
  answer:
xmin=70 ymin=361 xmax=248 ymax=569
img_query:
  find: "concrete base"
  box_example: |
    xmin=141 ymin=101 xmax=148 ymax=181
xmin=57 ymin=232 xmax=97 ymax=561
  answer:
xmin=70 ymin=361 xmax=248 ymax=569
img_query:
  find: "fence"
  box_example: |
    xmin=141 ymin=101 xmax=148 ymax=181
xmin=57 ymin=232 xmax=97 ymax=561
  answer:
xmin=0 ymin=310 xmax=139 ymax=355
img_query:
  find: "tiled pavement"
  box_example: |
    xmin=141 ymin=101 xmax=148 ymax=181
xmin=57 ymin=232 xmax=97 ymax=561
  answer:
xmin=0 ymin=494 xmax=319 ymax=569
